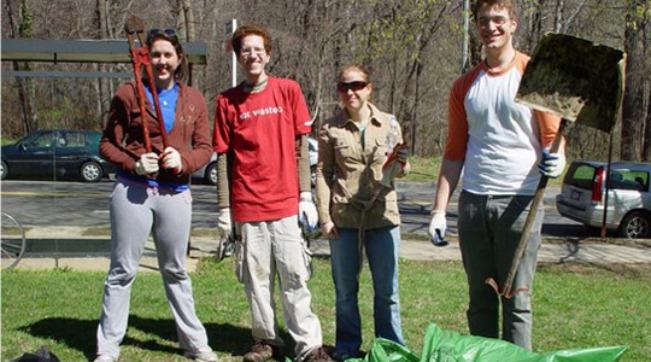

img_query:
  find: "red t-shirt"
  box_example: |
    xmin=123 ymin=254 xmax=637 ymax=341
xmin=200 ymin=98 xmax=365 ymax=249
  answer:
xmin=213 ymin=77 xmax=312 ymax=222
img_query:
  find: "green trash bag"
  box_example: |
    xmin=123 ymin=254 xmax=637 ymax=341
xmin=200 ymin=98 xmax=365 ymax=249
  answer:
xmin=348 ymin=324 xmax=627 ymax=362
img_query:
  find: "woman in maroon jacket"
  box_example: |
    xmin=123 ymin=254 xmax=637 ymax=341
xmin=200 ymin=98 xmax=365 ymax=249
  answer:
xmin=94 ymin=28 xmax=217 ymax=362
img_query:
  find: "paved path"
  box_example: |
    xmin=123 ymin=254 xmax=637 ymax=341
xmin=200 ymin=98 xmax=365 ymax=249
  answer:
xmin=8 ymin=226 xmax=651 ymax=273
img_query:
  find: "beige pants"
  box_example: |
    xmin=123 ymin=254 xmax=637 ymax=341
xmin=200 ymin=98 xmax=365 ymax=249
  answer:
xmin=235 ymin=214 xmax=323 ymax=361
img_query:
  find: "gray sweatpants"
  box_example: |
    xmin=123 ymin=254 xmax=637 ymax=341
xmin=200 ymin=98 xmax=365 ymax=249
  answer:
xmin=235 ymin=215 xmax=323 ymax=361
xmin=96 ymin=179 xmax=210 ymax=359
xmin=457 ymin=191 xmax=543 ymax=350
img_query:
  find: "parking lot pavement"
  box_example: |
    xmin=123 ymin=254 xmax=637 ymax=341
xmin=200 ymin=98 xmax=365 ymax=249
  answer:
xmin=9 ymin=226 xmax=651 ymax=272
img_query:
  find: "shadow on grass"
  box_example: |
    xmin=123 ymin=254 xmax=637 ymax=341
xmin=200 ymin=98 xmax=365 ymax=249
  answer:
xmin=19 ymin=315 xmax=271 ymax=359
xmin=19 ymin=317 xmax=98 ymax=359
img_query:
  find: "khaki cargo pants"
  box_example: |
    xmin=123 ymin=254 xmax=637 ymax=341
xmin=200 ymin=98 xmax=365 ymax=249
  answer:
xmin=234 ymin=215 xmax=323 ymax=361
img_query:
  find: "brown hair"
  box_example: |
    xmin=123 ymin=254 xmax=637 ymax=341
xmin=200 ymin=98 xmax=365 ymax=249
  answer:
xmin=146 ymin=29 xmax=188 ymax=82
xmin=232 ymin=23 xmax=272 ymax=55
xmin=471 ymin=0 xmax=518 ymax=22
xmin=337 ymin=64 xmax=371 ymax=84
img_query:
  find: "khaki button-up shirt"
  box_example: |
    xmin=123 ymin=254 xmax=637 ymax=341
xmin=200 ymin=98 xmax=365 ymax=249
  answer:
xmin=315 ymin=103 xmax=409 ymax=230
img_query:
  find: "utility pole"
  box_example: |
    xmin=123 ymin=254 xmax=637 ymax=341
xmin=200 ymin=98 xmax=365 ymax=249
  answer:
xmin=226 ymin=18 xmax=238 ymax=87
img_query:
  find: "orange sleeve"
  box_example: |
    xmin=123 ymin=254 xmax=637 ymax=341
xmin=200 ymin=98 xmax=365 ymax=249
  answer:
xmin=535 ymin=110 xmax=561 ymax=147
xmin=443 ymin=66 xmax=482 ymax=161
xmin=443 ymin=79 xmax=468 ymax=160
xmin=516 ymin=52 xmax=563 ymax=147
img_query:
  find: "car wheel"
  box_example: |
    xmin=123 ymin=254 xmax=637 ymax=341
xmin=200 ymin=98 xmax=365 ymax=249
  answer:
xmin=205 ymin=162 xmax=218 ymax=185
xmin=619 ymin=211 xmax=650 ymax=239
xmin=80 ymin=161 xmax=102 ymax=182
xmin=1 ymin=160 xmax=7 ymax=180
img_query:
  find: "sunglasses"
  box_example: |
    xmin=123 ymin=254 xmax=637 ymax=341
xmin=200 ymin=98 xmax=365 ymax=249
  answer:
xmin=147 ymin=28 xmax=179 ymax=44
xmin=337 ymin=81 xmax=368 ymax=93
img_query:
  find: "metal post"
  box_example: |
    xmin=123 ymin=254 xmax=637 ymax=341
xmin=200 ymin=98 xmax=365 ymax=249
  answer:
xmin=230 ymin=19 xmax=238 ymax=87
xmin=461 ymin=0 xmax=470 ymax=73
xmin=601 ymin=130 xmax=614 ymax=239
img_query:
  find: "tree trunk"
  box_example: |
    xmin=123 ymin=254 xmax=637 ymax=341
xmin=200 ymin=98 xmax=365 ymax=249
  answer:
xmin=468 ymin=21 xmax=482 ymax=68
xmin=95 ymin=0 xmax=108 ymax=121
xmin=179 ymin=0 xmax=196 ymax=85
xmin=527 ymin=0 xmax=545 ymax=53
xmin=643 ymin=83 xmax=651 ymax=161
xmin=6 ymin=0 xmax=38 ymax=133
xmin=554 ymin=0 xmax=565 ymax=32
xmin=621 ymin=0 xmax=647 ymax=161
xmin=411 ymin=61 xmax=422 ymax=155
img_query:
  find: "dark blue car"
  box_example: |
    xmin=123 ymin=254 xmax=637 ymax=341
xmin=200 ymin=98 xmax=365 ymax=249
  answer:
xmin=1 ymin=129 xmax=115 ymax=182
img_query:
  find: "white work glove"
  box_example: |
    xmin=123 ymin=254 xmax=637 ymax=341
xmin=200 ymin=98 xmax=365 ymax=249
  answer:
xmin=134 ymin=152 xmax=159 ymax=175
xmin=161 ymin=146 xmax=183 ymax=174
xmin=428 ymin=210 xmax=448 ymax=247
xmin=216 ymin=208 xmax=232 ymax=236
xmin=538 ymin=148 xmax=566 ymax=178
xmin=298 ymin=191 xmax=319 ymax=231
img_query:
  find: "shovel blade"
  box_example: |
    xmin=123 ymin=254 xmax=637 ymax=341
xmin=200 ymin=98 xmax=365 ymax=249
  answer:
xmin=516 ymin=33 xmax=625 ymax=133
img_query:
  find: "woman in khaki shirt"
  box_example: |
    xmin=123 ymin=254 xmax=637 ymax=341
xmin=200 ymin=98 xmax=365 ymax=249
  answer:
xmin=315 ymin=64 xmax=408 ymax=360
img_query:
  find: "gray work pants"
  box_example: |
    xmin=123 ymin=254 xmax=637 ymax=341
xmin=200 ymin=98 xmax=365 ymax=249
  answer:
xmin=235 ymin=215 xmax=323 ymax=361
xmin=96 ymin=180 xmax=210 ymax=359
xmin=457 ymin=190 xmax=542 ymax=350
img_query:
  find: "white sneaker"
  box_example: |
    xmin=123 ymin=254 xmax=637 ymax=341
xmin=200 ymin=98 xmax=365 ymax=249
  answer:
xmin=185 ymin=348 xmax=219 ymax=362
xmin=93 ymin=355 xmax=117 ymax=362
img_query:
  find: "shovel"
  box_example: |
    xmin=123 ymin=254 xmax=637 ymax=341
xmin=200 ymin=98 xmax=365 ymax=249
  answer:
xmin=485 ymin=33 xmax=626 ymax=298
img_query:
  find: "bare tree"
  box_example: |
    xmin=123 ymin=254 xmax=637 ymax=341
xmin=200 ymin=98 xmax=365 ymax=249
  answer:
xmin=526 ymin=0 xmax=545 ymax=53
xmin=644 ymin=87 xmax=651 ymax=161
xmin=554 ymin=0 xmax=565 ymax=32
xmin=5 ymin=0 xmax=38 ymax=134
xmin=621 ymin=0 xmax=647 ymax=161
xmin=1 ymin=0 xmax=649 ymax=158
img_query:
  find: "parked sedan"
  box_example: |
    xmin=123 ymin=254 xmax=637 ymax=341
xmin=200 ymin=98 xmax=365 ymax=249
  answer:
xmin=556 ymin=160 xmax=651 ymax=238
xmin=1 ymin=129 xmax=115 ymax=182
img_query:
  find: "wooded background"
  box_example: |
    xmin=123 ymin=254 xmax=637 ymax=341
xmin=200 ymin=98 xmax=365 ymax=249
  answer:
xmin=2 ymin=0 xmax=650 ymax=161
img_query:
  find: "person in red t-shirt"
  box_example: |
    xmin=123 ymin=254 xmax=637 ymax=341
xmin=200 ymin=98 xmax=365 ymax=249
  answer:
xmin=213 ymin=23 xmax=331 ymax=362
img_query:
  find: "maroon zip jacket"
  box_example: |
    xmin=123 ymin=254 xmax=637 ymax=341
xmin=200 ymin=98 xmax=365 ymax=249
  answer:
xmin=100 ymin=81 xmax=212 ymax=184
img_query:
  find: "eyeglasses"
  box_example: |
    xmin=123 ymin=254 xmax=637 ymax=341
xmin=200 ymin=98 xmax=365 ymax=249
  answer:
xmin=240 ymin=47 xmax=266 ymax=57
xmin=147 ymin=28 xmax=179 ymax=44
xmin=337 ymin=81 xmax=368 ymax=93
xmin=477 ymin=16 xmax=510 ymax=28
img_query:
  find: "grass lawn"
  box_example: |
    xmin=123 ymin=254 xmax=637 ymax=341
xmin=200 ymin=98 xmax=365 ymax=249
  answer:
xmin=2 ymin=259 xmax=650 ymax=361
xmin=403 ymin=156 xmax=441 ymax=182
xmin=0 ymin=137 xmax=16 ymax=146
xmin=403 ymin=155 xmax=566 ymax=186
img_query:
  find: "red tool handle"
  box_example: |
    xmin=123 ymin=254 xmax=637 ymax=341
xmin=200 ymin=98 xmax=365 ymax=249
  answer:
xmin=130 ymin=48 xmax=152 ymax=153
xmin=143 ymin=62 xmax=168 ymax=148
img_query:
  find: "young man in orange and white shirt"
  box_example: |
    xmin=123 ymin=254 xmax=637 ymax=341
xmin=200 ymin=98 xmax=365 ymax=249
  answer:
xmin=428 ymin=0 xmax=565 ymax=350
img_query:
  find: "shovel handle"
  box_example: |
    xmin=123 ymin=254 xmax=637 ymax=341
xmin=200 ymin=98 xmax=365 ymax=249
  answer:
xmin=486 ymin=118 xmax=569 ymax=298
xmin=128 ymin=44 xmax=152 ymax=153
